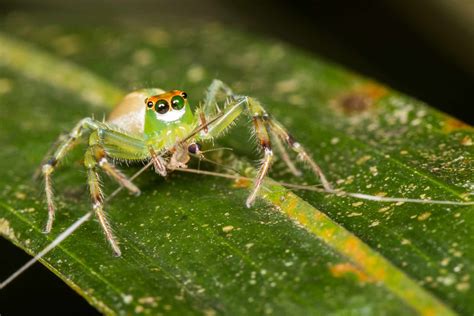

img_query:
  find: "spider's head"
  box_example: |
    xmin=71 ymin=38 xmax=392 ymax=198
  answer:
xmin=144 ymin=90 xmax=194 ymax=138
xmin=144 ymin=90 xmax=189 ymax=122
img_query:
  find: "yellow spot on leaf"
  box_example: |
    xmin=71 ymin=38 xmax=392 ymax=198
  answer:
xmin=296 ymin=212 xmax=309 ymax=226
xmin=369 ymin=220 xmax=380 ymax=227
xmin=0 ymin=218 xmax=15 ymax=240
xmin=356 ymin=155 xmax=371 ymax=165
xmin=14 ymin=191 xmax=26 ymax=200
xmin=329 ymin=262 xmax=373 ymax=283
xmin=222 ymin=225 xmax=234 ymax=233
xmin=442 ymin=117 xmax=472 ymax=133
xmin=417 ymin=212 xmax=431 ymax=221
xmin=460 ymin=136 xmax=472 ymax=146
xmin=321 ymin=227 xmax=336 ymax=239
xmin=233 ymin=178 xmax=251 ymax=188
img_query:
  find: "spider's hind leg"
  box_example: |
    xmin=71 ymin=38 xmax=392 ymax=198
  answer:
xmin=198 ymin=81 xmax=332 ymax=206
xmin=267 ymin=117 xmax=333 ymax=192
xmin=245 ymin=100 xmax=274 ymax=207
xmin=246 ymin=97 xmax=333 ymax=203
xmin=270 ymin=130 xmax=302 ymax=177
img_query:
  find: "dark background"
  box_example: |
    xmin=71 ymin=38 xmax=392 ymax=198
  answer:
xmin=1 ymin=0 xmax=473 ymax=315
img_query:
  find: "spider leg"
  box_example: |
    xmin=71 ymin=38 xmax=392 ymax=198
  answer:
xmin=198 ymin=87 xmax=332 ymax=206
xmin=33 ymin=133 xmax=68 ymax=180
xmin=203 ymin=79 xmax=234 ymax=115
xmin=88 ymin=129 xmax=145 ymax=194
xmin=245 ymin=100 xmax=274 ymax=207
xmin=270 ymin=131 xmax=302 ymax=177
xmin=148 ymin=147 xmax=167 ymax=176
xmin=41 ymin=118 xmax=101 ymax=233
xmin=42 ymin=117 xmax=147 ymax=235
xmin=267 ymin=118 xmax=333 ymax=192
xmin=97 ymin=156 xmax=141 ymax=195
xmin=197 ymin=96 xmax=274 ymax=207
xmin=84 ymin=148 xmax=121 ymax=256
xmin=196 ymin=79 xmax=236 ymax=138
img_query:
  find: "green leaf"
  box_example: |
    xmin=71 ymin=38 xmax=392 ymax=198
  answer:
xmin=1 ymin=14 xmax=473 ymax=315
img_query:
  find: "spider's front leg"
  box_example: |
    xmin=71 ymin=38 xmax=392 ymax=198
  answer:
xmin=84 ymin=146 xmax=122 ymax=256
xmin=40 ymin=118 xmax=98 ymax=233
xmin=86 ymin=127 xmax=152 ymax=255
xmin=41 ymin=117 xmax=145 ymax=255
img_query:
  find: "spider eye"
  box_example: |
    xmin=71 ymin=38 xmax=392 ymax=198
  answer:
xmin=171 ymin=95 xmax=185 ymax=110
xmin=155 ymin=99 xmax=169 ymax=114
xmin=188 ymin=143 xmax=201 ymax=154
xmin=146 ymin=101 xmax=154 ymax=108
xmin=181 ymin=92 xmax=187 ymax=99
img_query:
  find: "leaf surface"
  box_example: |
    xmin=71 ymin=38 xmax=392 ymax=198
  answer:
xmin=0 ymin=14 xmax=473 ymax=315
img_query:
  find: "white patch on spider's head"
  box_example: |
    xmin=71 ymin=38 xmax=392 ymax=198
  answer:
xmin=155 ymin=108 xmax=186 ymax=122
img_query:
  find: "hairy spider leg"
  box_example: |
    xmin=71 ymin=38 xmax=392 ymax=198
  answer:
xmin=270 ymin=132 xmax=303 ymax=177
xmin=200 ymin=80 xmax=303 ymax=177
xmin=196 ymin=96 xmax=272 ymax=207
xmin=41 ymin=118 xmax=98 ymax=233
xmin=267 ymin=118 xmax=333 ymax=192
xmin=148 ymin=147 xmax=167 ymax=176
xmin=199 ymin=80 xmax=334 ymax=207
xmin=202 ymin=79 xmax=234 ymax=115
xmin=40 ymin=117 xmax=151 ymax=254
xmin=80 ymin=125 xmax=152 ymax=255
xmin=88 ymin=129 xmax=145 ymax=195
xmin=84 ymin=146 xmax=124 ymax=256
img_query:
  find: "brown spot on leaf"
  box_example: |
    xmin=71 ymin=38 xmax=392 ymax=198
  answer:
xmin=338 ymin=93 xmax=371 ymax=113
xmin=334 ymin=82 xmax=388 ymax=114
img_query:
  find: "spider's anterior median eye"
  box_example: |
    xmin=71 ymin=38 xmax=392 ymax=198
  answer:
xmin=155 ymin=99 xmax=169 ymax=114
xmin=171 ymin=95 xmax=185 ymax=110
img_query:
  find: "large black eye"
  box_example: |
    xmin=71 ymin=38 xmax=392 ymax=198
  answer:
xmin=155 ymin=99 xmax=169 ymax=114
xmin=171 ymin=95 xmax=185 ymax=110
xmin=188 ymin=143 xmax=201 ymax=154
